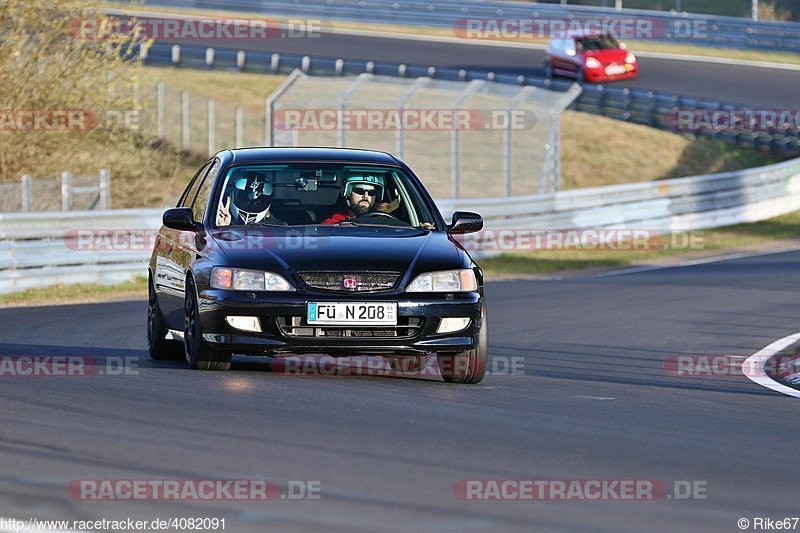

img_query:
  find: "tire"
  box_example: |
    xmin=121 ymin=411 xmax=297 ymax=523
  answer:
xmin=184 ymin=277 xmax=231 ymax=371
xmin=437 ymin=307 xmax=488 ymax=384
xmin=147 ymin=275 xmax=184 ymax=360
xmin=543 ymin=58 xmax=553 ymax=79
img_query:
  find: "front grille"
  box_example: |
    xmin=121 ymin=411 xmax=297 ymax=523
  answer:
xmin=299 ymin=271 xmax=400 ymax=293
xmin=277 ymin=316 xmax=423 ymax=339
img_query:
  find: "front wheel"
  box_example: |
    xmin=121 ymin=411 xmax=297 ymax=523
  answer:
xmin=184 ymin=277 xmax=231 ymax=371
xmin=437 ymin=308 xmax=488 ymax=384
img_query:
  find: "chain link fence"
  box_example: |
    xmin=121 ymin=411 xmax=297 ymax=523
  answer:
xmin=139 ymin=80 xmax=264 ymax=156
xmin=266 ymin=71 xmax=581 ymax=198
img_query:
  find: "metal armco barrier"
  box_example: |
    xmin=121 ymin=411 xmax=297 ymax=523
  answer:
xmin=120 ymin=0 xmax=800 ymax=52
xmin=139 ymin=43 xmax=800 ymax=159
xmin=2 ymin=157 xmax=799 ymax=292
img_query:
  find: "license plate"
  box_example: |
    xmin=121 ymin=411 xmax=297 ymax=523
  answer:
xmin=605 ymin=65 xmax=626 ymax=75
xmin=307 ymin=302 xmax=397 ymax=325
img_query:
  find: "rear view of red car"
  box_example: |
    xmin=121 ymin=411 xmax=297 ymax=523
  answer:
xmin=544 ymin=32 xmax=638 ymax=83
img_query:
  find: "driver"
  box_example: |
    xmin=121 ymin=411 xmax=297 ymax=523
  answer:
xmin=320 ymin=174 xmax=392 ymax=225
xmin=217 ymin=170 xmax=287 ymax=226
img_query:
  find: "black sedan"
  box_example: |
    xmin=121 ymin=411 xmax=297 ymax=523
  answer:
xmin=147 ymin=147 xmax=487 ymax=384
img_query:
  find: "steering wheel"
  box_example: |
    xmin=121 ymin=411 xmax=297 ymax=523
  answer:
xmin=354 ymin=211 xmax=410 ymax=227
xmin=363 ymin=211 xmax=397 ymax=219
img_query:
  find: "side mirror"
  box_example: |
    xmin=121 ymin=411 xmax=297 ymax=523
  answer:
xmin=162 ymin=207 xmax=199 ymax=232
xmin=447 ymin=211 xmax=483 ymax=235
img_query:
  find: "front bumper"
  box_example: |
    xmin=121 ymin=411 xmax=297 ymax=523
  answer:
xmin=196 ymin=287 xmax=483 ymax=356
xmin=585 ymin=63 xmax=638 ymax=82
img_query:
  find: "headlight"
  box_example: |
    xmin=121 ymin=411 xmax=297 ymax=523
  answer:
xmin=210 ymin=267 xmax=294 ymax=291
xmin=406 ymin=269 xmax=477 ymax=293
xmin=585 ymin=57 xmax=602 ymax=69
xmin=625 ymin=52 xmax=637 ymax=64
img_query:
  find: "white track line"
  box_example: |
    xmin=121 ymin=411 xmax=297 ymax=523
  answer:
xmin=106 ymin=8 xmax=800 ymax=71
xmin=743 ymin=333 xmax=800 ymax=399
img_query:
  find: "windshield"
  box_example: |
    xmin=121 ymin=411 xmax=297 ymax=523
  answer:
xmin=214 ymin=163 xmax=437 ymax=230
xmin=576 ymin=36 xmax=620 ymax=51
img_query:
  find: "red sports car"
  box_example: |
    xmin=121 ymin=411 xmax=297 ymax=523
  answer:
xmin=544 ymin=32 xmax=638 ymax=83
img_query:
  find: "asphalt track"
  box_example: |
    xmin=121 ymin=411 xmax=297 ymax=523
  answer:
xmin=135 ymin=15 xmax=800 ymax=109
xmin=1 ymin=249 xmax=800 ymax=531
xmin=4 ymin=15 xmax=799 ymax=532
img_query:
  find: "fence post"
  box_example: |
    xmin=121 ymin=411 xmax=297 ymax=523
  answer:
xmin=156 ymin=80 xmax=164 ymax=138
xmin=264 ymin=69 xmax=303 ymax=146
xmin=338 ymin=74 xmax=373 ymax=148
xmin=208 ymin=97 xmax=215 ymax=156
xmin=451 ymin=80 xmax=483 ymax=199
xmin=21 ymin=174 xmax=31 ymax=212
xmin=236 ymin=106 xmax=243 ymax=147
xmin=504 ymin=86 xmax=535 ymax=197
xmin=182 ymin=89 xmax=190 ymax=150
xmin=396 ymin=77 xmax=429 ymax=158
xmin=99 ymin=168 xmax=111 ymax=209
xmin=61 ymin=171 xmax=72 ymax=212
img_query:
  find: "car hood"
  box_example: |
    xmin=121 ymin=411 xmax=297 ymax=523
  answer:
xmin=207 ymin=226 xmax=467 ymax=283
xmin=581 ymin=48 xmax=627 ymax=64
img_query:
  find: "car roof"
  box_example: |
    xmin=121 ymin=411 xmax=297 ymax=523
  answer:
xmin=220 ymin=147 xmax=401 ymax=165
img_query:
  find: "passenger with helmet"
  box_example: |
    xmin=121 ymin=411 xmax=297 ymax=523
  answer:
xmin=320 ymin=173 xmax=394 ymax=225
xmin=217 ymin=170 xmax=287 ymax=226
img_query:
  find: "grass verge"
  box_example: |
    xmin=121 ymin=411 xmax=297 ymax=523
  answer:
xmin=138 ymin=65 xmax=780 ymax=196
xmin=479 ymin=209 xmax=800 ymax=277
xmin=0 ymin=276 xmax=147 ymax=308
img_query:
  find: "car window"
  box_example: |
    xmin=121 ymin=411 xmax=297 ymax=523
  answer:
xmin=577 ymin=36 xmax=620 ymax=51
xmin=178 ymin=161 xmax=212 ymax=208
xmin=192 ymin=159 xmax=220 ymax=222
xmin=213 ymin=163 xmax=437 ymax=230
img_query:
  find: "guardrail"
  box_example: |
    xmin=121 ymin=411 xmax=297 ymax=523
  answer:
xmin=140 ymin=43 xmax=800 ymax=159
xmin=124 ymin=0 xmax=800 ymax=52
xmin=2 ymin=157 xmax=798 ymax=293
xmin=0 ymin=209 xmax=161 ymax=293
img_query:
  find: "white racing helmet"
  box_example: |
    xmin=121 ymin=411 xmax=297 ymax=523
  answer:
xmin=342 ymin=173 xmax=385 ymax=210
xmin=229 ymin=170 xmax=274 ymax=225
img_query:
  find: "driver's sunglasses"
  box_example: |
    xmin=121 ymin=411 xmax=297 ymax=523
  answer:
xmin=352 ymin=187 xmax=376 ymax=196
